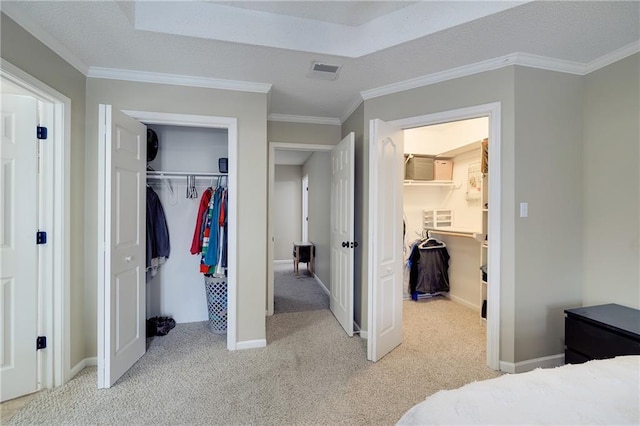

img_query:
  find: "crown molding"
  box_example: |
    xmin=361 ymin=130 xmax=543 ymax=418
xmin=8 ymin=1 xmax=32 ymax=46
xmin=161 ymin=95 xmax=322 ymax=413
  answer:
xmin=1 ymin=3 xmax=89 ymax=75
xmin=87 ymin=67 xmax=272 ymax=94
xmin=361 ymin=46 xmax=640 ymax=101
xmin=267 ymin=113 xmax=340 ymax=126
xmin=340 ymin=96 xmax=364 ymax=124
xmin=584 ymin=41 xmax=640 ymax=74
xmin=511 ymin=52 xmax=584 ymax=75
xmin=361 ymin=54 xmax=518 ymax=100
xmin=362 ymin=52 xmax=587 ymax=101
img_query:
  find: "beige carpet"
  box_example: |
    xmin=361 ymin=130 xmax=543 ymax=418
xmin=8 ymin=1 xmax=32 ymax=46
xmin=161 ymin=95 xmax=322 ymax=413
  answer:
xmin=7 ymin=298 xmax=500 ymax=425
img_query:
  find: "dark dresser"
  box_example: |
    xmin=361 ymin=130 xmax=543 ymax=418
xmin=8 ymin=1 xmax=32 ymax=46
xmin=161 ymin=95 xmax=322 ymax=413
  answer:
xmin=564 ymin=303 xmax=640 ymax=364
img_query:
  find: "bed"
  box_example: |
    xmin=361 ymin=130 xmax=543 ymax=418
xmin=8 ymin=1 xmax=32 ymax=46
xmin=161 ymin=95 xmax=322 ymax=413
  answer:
xmin=397 ymin=355 xmax=640 ymax=425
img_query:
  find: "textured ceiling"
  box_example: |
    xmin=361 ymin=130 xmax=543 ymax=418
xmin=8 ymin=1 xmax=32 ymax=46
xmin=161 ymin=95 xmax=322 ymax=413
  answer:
xmin=2 ymin=1 xmax=638 ymax=121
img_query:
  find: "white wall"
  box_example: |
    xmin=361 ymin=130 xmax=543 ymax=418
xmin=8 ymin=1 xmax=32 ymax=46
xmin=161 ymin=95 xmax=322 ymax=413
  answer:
xmin=274 ymin=165 xmax=302 ymax=261
xmin=405 ymin=117 xmax=488 ymax=155
xmin=302 ymin=152 xmax=331 ymax=287
xmin=146 ymin=124 xmax=228 ymax=323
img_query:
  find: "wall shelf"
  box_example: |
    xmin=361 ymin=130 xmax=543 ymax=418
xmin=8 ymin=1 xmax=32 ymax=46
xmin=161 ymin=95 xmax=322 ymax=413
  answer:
xmin=404 ymin=180 xmax=455 ymax=187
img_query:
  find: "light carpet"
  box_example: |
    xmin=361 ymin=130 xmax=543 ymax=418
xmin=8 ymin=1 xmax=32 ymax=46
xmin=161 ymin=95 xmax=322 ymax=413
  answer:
xmin=7 ymin=298 xmax=499 ymax=425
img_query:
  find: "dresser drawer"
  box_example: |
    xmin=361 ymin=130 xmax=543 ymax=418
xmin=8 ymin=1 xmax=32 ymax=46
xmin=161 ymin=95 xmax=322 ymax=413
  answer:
xmin=565 ymin=316 xmax=640 ymax=359
xmin=565 ymin=348 xmax=591 ymax=364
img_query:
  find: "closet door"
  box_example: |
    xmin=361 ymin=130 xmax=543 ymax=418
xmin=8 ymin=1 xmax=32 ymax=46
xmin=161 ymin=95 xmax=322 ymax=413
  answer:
xmin=367 ymin=119 xmax=404 ymax=362
xmin=97 ymin=105 xmax=147 ymax=388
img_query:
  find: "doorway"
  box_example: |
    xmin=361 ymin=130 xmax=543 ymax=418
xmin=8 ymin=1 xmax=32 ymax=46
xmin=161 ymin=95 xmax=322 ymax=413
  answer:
xmin=267 ymin=135 xmax=355 ymax=337
xmin=368 ymin=102 xmax=501 ymax=369
xmin=97 ymin=108 xmax=238 ymax=388
xmin=267 ymin=143 xmax=334 ymax=317
xmin=0 ymin=60 xmax=70 ymax=399
xmin=272 ymin=155 xmax=328 ymax=315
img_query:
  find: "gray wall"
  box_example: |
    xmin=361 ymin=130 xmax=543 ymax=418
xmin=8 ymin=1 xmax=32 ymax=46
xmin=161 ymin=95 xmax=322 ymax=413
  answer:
xmin=1 ymin=13 xmax=87 ymax=370
xmin=302 ymin=152 xmax=332 ymax=287
xmin=583 ymin=53 xmax=640 ymax=308
xmin=513 ymin=67 xmax=584 ymax=360
xmin=85 ymin=78 xmax=268 ymax=350
xmin=274 ymin=165 xmax=302 ymax=260
xmin=341 ymin=102 xmax=365 ymax=328
xmin=268 ymin=121 xmax=340 ymax=145
xmin=349 ymin=58 xmax=639 ymax=364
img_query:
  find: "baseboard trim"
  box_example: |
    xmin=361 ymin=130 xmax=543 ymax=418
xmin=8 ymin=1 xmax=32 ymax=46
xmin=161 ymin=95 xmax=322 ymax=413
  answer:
xmin=70 ymin=357 xmax=97 ymax=379
xmin=314 ymin=274 xmax=330 ymax=295
xmin=353 ymin=322 xmax=368 ymax=339
xmin=236 ymin=339 xmax=267 ymax=350
xmin=448 ymin=294 xmax=481 ymax=312
xmin=500 ymin=353 xmax=565 ymax=374
xmin=274 ymin=259 xmax=291 ymax=265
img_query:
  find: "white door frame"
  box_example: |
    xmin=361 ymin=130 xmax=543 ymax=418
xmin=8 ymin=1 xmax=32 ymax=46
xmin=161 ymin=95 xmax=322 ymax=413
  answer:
xmin=0 ymin=59 xmax=71 ymax=387
xmin=119 ymin=110 xmax=238 ymax=350
xmin=301 ymin=173 xmax=309 ymax=242
xmin=373 ymin=102 xmax=502 ymax=370
xmin=267 ymin=142 xmax=333 ymax=316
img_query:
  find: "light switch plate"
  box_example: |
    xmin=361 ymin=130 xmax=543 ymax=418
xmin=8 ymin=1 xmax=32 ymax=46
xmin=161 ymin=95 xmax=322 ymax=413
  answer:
xmin=520 ymin=202 xmax=528 ymax=218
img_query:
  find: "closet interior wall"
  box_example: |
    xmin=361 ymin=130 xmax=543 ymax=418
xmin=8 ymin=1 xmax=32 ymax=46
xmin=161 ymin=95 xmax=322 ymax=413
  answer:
xmin=402 ymin=117 xmax=488 ymax=312
xmin=146 ymin=124 xmax=229 ymax=323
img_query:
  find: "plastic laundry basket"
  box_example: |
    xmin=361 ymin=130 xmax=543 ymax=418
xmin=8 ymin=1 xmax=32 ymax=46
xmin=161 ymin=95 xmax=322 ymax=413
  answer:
xmin=204 ymin=276 xmax=227 ymax=334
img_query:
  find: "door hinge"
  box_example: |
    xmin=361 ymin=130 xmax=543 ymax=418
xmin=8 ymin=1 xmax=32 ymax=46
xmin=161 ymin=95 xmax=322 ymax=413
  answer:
xmin=36 ymin=231 xmax=47 ymax=245
xmin=36 ymin=336 xmax=47 ymax=350
xmin=37 ymin=126 xmax=48 ymax=140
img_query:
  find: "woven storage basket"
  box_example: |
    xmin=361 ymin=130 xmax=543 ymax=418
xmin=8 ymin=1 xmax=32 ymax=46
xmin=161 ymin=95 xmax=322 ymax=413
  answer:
xmin=204 ymin=276 xmax=227 ymax=334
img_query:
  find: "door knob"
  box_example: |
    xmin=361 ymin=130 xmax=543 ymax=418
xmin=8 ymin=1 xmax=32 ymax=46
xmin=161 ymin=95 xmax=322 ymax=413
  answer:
xmin=125 ymin=256 xmax=132 ymax=263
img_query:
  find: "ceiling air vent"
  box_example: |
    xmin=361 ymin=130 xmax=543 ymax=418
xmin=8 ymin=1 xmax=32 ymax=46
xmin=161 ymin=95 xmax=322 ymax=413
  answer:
xmin=307 ymin=61 xmax=341 ymax=81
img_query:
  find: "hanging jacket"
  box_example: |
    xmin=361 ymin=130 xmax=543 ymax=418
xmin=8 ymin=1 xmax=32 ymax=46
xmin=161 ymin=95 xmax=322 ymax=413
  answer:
xmin=146 ymin=186 xmax=170 ymax=268
xmin=409 ymin=239 xmax=450 ymax=294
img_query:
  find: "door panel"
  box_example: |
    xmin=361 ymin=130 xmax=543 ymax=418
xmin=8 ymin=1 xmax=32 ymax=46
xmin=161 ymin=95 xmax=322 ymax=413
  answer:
xmin=368 ymin=119 xmax=403 ymax=362
xmin=0 ymin=95 xmax=38 ymax=401
xmin=98 ymin=105 xmax=146 ymax=388
xmin=330 ymin=133 xmax=354 ymax=336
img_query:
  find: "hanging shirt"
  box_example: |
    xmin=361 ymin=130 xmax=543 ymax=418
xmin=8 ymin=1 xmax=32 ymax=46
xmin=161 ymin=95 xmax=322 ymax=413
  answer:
xmin=190 ymin=187 xmax=213 ymax=255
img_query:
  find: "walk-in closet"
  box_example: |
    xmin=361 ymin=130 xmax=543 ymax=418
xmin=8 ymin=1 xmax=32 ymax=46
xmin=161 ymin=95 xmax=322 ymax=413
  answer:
xmin=402 ymin=117 xmax=490 ymax=324
xmin=145 ymin=123 xmax=229 ymax=334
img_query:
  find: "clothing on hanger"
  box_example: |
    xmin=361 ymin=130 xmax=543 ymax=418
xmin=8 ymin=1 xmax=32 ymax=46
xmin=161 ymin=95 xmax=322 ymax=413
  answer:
xmin=146 ymin=186 xmax=170 ymax=280
xmin=408 ymin=236 xmax=450 ymax=299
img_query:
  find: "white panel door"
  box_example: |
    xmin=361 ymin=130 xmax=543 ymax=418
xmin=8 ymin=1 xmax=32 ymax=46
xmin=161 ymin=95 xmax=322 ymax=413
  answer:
xmin=368 ymin=119 xmax=404 ymax=362
xmin=0 ymin=95 xmax=38 ymax=401
xmin=98 ymin=105 xmax=146 ymax=388
xmin=330 ymin=133 xmax=355 ymax=336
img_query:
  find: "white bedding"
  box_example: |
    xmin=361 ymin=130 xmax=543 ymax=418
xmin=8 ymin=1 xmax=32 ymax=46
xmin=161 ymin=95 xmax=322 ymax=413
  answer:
xmin=398 ymin=355 xmax=640 ymax=425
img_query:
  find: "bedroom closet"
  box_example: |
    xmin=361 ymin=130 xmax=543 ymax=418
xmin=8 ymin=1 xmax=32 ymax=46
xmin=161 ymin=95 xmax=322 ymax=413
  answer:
xmin=145 ymin=123 xmax=229 ymax=329
xmin=402 ymin=117 xmax=489 ymax=322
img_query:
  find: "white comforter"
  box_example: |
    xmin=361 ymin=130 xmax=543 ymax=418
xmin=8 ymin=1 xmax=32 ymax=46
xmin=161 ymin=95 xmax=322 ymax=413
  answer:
xmin=398 ymin=355 xmax=640 ymax=425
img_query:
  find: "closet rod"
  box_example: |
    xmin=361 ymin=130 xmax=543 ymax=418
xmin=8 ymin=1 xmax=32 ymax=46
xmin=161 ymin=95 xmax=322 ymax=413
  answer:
xmin=427 ymin=229 xmax=478 ymax=239
xmin=147 ymin=171 xmax=228 ymax=179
